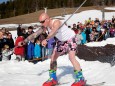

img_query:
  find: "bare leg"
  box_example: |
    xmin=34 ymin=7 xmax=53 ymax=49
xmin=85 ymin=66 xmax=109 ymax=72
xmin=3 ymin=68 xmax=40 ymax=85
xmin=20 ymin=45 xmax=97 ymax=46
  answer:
xmin=42 ymin=50 xmax=60 ymax=85
xmin=68 ymin=50 xmax=86 ymax=86
xmin=50 ymin=49 xmax=62 ymax=70
xmin=68 ymin=50 xmax=81 ymax=71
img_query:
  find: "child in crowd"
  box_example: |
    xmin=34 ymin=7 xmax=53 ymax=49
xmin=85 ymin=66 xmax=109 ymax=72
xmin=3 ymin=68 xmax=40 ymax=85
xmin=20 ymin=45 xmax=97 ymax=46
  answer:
xmin=14 ymin=35 xmax=25 ymax=61
xmin=38 ymin=30 xmax=48 ymax=61
xmin=90 ymin=27 xmax=98 ymax=41
xmin=27 ymin=40 xmax=34 ymax=60
xmin=2 ymin=45 xmax=13 ymax=61
xmin=81 ymin=29 xmax=86 ymax=44
xmin=110 ymin=25 xmax=115 ymax=37
xmin=7 ymin=33 xmax=14 ymax=60
xmin=34 ymin=39 xmax=41 ymax=59
xmin=72 ymin=24 xmax=78 ymax=34
xmin=76 ymin=29 xmax=83 ymax=45
xmin=46 ymin=37 xmax=56 ymax=58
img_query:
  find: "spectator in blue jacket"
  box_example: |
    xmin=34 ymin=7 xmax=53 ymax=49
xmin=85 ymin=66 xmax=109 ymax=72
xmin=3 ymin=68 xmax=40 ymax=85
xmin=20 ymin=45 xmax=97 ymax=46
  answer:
xmin=27 ymin=40 xmax=34 ymax=60
xmin=81 ymin=30 xmax=86 ymax=44
xmin=34 ymin=39 xmax=41 ymax=59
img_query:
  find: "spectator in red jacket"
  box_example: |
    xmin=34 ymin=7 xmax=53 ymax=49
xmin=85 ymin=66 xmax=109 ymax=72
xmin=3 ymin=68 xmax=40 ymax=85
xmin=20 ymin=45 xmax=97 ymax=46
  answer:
xmin=14 ymin=35 xmax=25 ymax=61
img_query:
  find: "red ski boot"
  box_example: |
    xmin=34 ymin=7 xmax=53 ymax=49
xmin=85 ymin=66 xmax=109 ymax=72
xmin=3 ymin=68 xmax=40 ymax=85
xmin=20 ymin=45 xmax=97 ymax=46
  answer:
xmin=42 ymin=70 xmax=58 ymax=86
xmin=71 ymin=70 xmax=86 ymax=86
xmin=71 ymin=80 xmax=86 ymax=86
xmin=43 ymin=78 xmax=58 ymax=86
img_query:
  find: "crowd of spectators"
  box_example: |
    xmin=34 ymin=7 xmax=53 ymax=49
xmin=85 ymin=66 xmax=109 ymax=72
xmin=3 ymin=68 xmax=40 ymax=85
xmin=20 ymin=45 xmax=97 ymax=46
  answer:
xmin=0 ymin=25 xmax=56 ymax=62
xmin=71 ymin=16 xmax=115 ymax=44
xmin=0 ymin=16 xmax=115 ymax=62
xmin=0 ymin=28 xmax=14 ymax=61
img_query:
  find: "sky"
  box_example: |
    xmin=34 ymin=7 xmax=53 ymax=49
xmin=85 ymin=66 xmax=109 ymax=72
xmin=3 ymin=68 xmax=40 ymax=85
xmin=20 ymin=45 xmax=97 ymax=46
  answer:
xmin=0 ymin=0 xmax=8 ymax=3
xmin=0 ymin=7 xmax=115 ymax=86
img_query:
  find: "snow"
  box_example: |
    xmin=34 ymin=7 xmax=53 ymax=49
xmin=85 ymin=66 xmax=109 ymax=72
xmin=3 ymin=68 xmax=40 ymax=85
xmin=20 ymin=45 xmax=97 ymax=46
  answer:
xmin=85 ymin=38 xmax=115 ymax=47
xmin=0 ymin=23 xmax=41 ymax=29
xmin=0 ymin=24 xmax=18 ymax=29
xmin=0 ymin=55 xmax=115 ymax=86
xmin=105 ymin=7 xmax=115 ymax=11
xmin=60 ymin=10 xmax=115 ymax=25
xmin=0 ymin=9 xmax=115 ymax=86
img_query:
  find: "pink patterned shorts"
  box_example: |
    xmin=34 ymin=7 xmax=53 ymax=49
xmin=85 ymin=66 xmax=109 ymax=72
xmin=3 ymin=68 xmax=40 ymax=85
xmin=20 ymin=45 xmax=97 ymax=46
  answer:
xmin=55 ymin=37 xmax=78 ymax=53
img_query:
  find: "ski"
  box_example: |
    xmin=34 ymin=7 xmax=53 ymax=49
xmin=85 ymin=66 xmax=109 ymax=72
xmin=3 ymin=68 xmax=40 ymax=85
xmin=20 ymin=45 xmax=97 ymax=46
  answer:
xmin=28 ymin=58 xmax=42 ymax=63
xmin=86 ymin=82 xmax=105 ymax=86
xmin=54 ymin=82 xmax=105 ymax=86
xmin=56 ymin=82 xmax=70 ymax=86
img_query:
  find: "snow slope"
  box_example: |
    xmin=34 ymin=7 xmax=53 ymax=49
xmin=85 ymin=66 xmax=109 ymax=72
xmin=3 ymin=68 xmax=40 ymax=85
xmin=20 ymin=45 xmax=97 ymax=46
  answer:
xmin=0 ymin=54 xmax=115 ymax=86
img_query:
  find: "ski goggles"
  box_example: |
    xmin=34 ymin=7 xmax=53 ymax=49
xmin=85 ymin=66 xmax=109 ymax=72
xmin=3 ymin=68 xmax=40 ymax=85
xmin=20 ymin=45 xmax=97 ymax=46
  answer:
xmin=39 ymin=18 xmax=47 ymax=23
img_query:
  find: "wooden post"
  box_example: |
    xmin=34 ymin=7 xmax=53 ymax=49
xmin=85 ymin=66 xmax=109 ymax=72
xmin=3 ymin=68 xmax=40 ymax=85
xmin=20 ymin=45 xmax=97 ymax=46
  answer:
xmin=102 ymin=0 xmax=105 ymax=21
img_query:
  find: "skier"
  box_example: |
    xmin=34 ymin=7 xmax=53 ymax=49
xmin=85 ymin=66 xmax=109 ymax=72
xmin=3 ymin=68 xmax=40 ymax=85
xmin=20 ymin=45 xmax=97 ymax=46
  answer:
xmin=39 ymin=13 xmax=85 ymax=86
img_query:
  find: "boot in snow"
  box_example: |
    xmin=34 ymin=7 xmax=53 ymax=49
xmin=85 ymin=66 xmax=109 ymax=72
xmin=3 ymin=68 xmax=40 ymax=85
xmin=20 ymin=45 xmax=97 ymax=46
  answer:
xmin=43 ymin=70 xmax=58 ymax=86
xmin=71 ymin=70 xmax=85 ymax=86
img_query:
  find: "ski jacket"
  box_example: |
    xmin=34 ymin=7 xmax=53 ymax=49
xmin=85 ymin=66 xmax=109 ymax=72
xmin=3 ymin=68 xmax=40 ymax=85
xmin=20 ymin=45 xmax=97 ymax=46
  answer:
xmin=110 ymin=28 xmax=115 ymax=37
xmin=34 ymin=44 xmax=41 ymax=58
xmin=2 ymin=49 xmax=13 ymax=61
xmin=76 ymin=34 xmax=83 ymax=45
xmin=81 ymin=32 xmax=86 ymax=44
xmin=14 ymin=36 xmax=25 ymax=56
xmin=27 ymin=41 xmax=34 ymax=60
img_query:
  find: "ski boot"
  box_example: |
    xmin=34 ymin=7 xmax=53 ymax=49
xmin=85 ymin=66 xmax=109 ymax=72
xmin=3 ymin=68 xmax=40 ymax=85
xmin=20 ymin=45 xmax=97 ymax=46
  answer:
xmin=71 ymin=70 xmax=86 ymax=86
xmin=43 ymin=70 xmax=58 ymax=86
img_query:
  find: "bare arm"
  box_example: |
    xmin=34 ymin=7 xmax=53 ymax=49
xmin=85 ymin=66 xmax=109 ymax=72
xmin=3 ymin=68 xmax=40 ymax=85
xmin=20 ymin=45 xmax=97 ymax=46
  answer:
xmin=41 ymin=20 xmax=61 ymax=47
xmin=24 ymin=27 xmax=43 ymax=43
xmin=17 ymin=27 xmax=43 ymax=47
xmin=46 ymin=20 xmax=61 ymax=40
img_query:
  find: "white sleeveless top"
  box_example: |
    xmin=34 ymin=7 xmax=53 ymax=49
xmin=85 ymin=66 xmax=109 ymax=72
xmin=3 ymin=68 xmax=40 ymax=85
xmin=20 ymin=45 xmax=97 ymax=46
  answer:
xmin=48 ymin=19 xmax=75 ymax=42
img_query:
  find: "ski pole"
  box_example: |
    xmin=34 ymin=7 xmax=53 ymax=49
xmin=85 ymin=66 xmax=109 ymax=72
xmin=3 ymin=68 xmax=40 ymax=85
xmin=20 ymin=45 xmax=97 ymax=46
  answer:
xmin=49 ymin=0 xmax=87 ymax=38
xmin=96 ymin=34 xmax=103 ymax=41
xmin=61 ymin=0 xmax=87 ymax=27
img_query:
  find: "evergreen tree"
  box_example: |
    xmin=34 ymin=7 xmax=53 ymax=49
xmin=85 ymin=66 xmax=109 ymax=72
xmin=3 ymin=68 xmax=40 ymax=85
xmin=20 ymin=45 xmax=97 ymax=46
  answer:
xmin=0 ymin=0 xmax=114 ymax=19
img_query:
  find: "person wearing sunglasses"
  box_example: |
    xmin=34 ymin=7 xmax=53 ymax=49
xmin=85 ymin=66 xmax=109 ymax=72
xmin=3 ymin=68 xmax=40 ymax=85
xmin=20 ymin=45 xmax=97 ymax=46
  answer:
xmin=39 ymin=13 xmax=85 ymax=86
